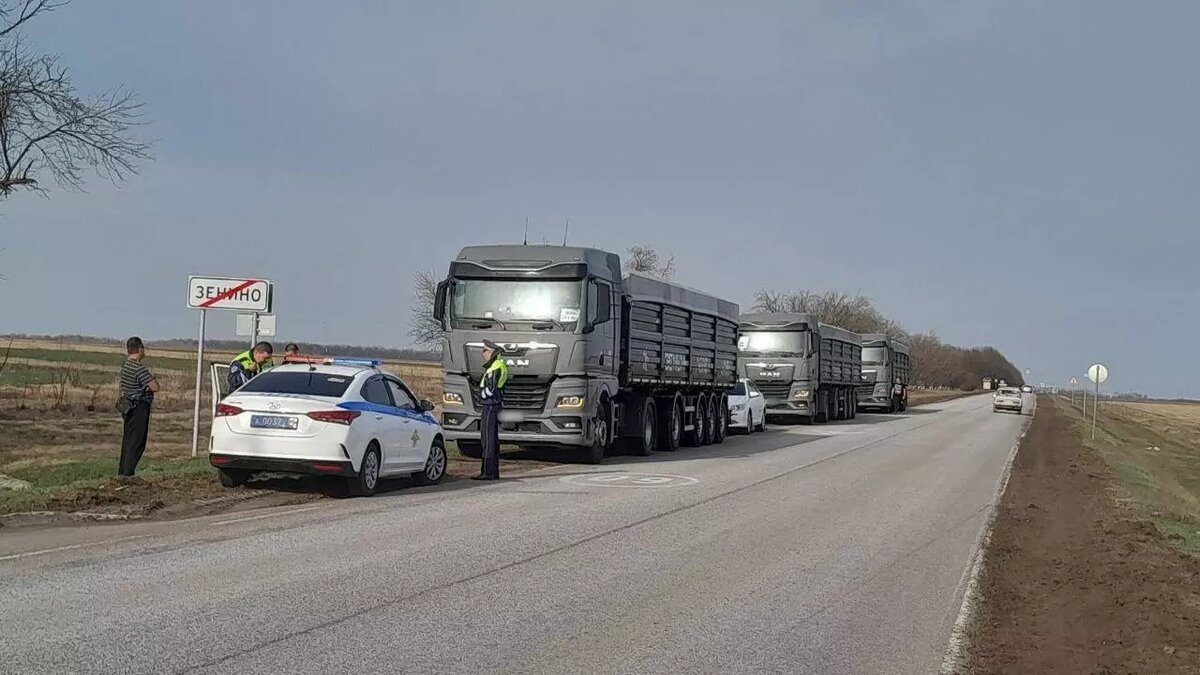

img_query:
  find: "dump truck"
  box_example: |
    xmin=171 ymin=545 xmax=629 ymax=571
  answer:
xmin=433 ymin=245 xmax=739 ymax=463
xmin=856 ymin=334 xmax=910 ymax=413
xmin=737 ymin=313 xmax=862 ymax=423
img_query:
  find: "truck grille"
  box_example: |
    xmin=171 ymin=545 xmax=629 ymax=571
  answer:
xmin=470 ymin=377 xmax=550 ymax=411
xmin=857 ymin=383 xmax=876 ymax=397
xmin=753 ymin=381 xmax=792 ymax=400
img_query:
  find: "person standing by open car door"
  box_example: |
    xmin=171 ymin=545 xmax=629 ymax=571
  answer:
xmin=473 ymin=340 xmax=507 ymax=481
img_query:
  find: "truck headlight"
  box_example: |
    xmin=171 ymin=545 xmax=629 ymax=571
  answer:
xmin=443 ymin=392 xmax=464 ymax=406
xmin=555 ymin=395 xmax=585 ymax=409
xmin=792 ymin=388 xmax=810 ymax=400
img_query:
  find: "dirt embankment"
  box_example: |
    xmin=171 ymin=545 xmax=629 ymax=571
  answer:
xmin=966 ymin=399 xmax=1200 ymax=674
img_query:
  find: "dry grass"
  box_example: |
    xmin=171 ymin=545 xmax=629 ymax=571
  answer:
xmin=1057 ymin=397 xmax=1200 ymax=554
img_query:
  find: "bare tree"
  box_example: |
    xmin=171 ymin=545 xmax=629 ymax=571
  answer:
xmin=751 ymin=288 xmax=906 ymax=336
xmin=0 ymin=1 xmax=150 ymax=195
xmin=408 ymin=269 xmax=443 ymax=347
xmin=623 ymin=245 xmax=675 ymax=279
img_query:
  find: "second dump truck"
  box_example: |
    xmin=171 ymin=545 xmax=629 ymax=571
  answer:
xmin=856 ymin=333 xmax=911 ymax=413
xmin=433 ymin=245 xmax=739 ymax=463
xmin=737 ymin=313 xmax=862 ymax=423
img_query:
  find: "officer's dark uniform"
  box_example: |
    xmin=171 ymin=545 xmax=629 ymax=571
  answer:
xmin=477 ymin=343 xmax=508 ymax=480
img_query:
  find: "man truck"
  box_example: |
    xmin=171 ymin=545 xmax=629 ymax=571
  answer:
xmin=737 ymin=313 xmax=862 ymax=423
xmin=433 ymin=245 xmax=740 ymax=464
xmin=856 ymin=334 xmax=910 ymax=413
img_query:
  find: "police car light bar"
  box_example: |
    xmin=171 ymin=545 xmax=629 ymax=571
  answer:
xmin=282 ymin=354 xmax=326 ymax=364
xmin=324 ymin=357 xmax=383 ymax=367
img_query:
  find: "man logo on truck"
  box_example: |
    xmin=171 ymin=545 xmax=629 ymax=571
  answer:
xmin=504 ymin=358 xmax=530 ymax=367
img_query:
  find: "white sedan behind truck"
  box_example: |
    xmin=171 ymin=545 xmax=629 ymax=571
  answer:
xmin=992 ymin=387 xmax=1024 ymax=414
xmin=209 ymin=357 xmax=447 ymax=496
xmin=728 ymin=378 xmax=767 ymax=433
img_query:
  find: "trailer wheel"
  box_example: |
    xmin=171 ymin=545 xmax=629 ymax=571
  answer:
xmin=630 ymin=398 xmax=656 ymax=456
xmin=712 ymin=394 xmax=728 ymax=444
xmin=700 ymin=394 xmax=716 ymax=446
xmin=685 ymin=394 xmax=707 ymax=447
xmin=657 ymin=396 xmax=682 ymax=453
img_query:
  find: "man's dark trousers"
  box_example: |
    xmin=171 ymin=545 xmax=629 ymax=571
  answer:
xmin=480 ymin=404 xmax=500 ymax=478
xmin=119 ymin=401 xmax=151 ymax=476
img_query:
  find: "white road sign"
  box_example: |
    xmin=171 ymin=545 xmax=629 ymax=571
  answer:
xmin=1070 ymin=377 xmax=1078 ymax=385
xmin=187 ymin=276 xmax=272 ymax=312
xmin=1087 ymin=364 xmax=1108 ymax=384
xmin=236 ymin=313 xmax=276 ymax=337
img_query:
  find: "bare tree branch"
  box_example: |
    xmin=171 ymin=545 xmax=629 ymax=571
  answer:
xmin=409 ymin=269 xmax=443 ymax=347
xmin=0 ymin=1 xmax=150 ymax=196
xmin=0 ymin=0 xmax=64 ymax=38
xmin=623 ymin=245 xmax=675 ymax=279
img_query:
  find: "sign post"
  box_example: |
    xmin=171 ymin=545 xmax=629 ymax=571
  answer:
xmin=190 ymin=310 xmax=206 ymax=457
xmin=1087 ymin=363 xmax=1108 ymax=440
xmin=187 ymin=276 xmax=273 ymax=457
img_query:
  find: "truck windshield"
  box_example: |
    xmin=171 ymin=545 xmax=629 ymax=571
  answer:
xmin=862 ymin=346 xmax=886 ymax=364
xmin=451 ymin=279 xmax=583 ymax=325
xmin=738 ymin=331 xmax=807 ymax=357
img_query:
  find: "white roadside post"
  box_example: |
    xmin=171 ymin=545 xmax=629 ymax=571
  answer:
xmin=1087 ymin=363 xmax=1108 ymax=440
xmin=187 ymin=276 xmax=273 ymax=457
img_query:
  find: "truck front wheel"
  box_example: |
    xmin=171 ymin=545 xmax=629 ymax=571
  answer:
xmin=457 ymin=441 xmax=483 ymax=459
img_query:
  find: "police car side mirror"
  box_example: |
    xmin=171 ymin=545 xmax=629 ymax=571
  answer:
xmin=419 ymin=399 xmax=435 ymax=412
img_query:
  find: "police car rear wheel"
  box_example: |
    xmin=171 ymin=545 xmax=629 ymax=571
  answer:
xmin=348 ymin=444 xmax=381 ymax=497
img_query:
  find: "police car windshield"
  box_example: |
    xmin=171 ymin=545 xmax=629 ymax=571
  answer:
xmin=236 ymin=371 xmax=353 ymax=397
xmin=451 ymin=279 xmax=583 ymax=325
xmin=732 ymin=382 xmax=747 ymax=396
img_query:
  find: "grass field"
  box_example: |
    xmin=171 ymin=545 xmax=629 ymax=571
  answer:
xmin=1058 ymin=396 xmax=1200 ymax=555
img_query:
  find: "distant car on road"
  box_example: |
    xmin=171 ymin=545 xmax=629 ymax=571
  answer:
xmin=728 ymin=378 xmax=767 ymax=434
xmin=209 ymin=357 xmax=446 ymax=496
xmin=993 ymin=387 xmax=1024 ymax=414
xmin=1020 ymin=385 xmax=1034 ymax=393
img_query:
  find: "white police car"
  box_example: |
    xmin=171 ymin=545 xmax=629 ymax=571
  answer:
xmin=209 ymin=357 xmax=446 ymax=496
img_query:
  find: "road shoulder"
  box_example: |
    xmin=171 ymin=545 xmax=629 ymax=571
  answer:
xmin=964 ymin=397 xmax=1200 ymax=673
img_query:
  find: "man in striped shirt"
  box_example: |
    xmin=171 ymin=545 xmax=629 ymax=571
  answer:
xmin=119 ymin=336 xmax=159 ymax=477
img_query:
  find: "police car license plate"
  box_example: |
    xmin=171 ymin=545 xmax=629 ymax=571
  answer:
xmin=250 ymin=415 xmax=298 ymax=430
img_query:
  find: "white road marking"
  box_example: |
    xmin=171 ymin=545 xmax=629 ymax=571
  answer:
xmin=0 ymin=534 xmax=154 ymax=562
xmin=213 ymin=505 xmax=322 ymax=526
xmin=560 ymin=472 xmax=700 ymax=489
xmin=939 ymin=421 xmax=1029 ymax=673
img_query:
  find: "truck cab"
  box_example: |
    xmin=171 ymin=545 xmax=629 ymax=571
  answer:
xmin=856 ymin=334 xmax=910 ymax=413
xmin=434 ymin=246 xmax=621 ymax=458
xmin=737 ymin=313 xmax=861 ymax=424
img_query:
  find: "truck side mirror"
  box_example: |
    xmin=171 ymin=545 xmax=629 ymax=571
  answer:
xmin=596 ymin=290 xmax=611 ymax=323
xmin=433 ymin=280 xmax=449 ymax=329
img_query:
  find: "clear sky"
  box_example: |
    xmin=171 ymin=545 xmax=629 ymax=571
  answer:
xmin=1 ymin=1 xmax=1196 ymax=397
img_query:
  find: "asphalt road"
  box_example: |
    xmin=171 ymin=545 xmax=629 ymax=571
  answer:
xmin=0 ymin=395 xmax=1027 ymax=674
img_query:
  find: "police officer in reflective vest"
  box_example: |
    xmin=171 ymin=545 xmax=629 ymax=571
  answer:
xmin=473 ymin=340 xmax=508 ymax=481
xmin=227 ymin=341 xmax=274 ymax=393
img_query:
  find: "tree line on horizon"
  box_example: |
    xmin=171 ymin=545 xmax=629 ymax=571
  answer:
xmin=408 ymin=246 xmax=1022 ymax=390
